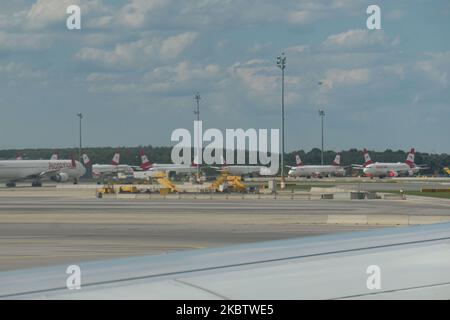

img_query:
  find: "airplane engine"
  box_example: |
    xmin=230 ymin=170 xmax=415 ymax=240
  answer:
xmin=52 ymin=172 xmax=69 ymax=182
xmin=389 ymin=171 xmax=398 ymax=177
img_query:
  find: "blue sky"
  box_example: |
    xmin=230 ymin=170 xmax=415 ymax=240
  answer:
xmin=0 ymin=0 xmax=449 ymax=153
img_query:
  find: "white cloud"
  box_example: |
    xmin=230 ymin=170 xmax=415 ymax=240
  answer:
xmin=416 ymin=52 xmax=450 ymax=87
xmin=322 ymin=29 xmax=395 ymax=51
xmin=117 ymin=0 xmax=168 ymax=28
xmin=0 ymin=62 xmax=46 ymax=80
xmin=322 ymin=68 xmax=371 ymax=89
xmin=287 ymin=11 xmax=316 ymax=25
xmin=0 ymin=31 xmax=49 ymax=51
xmin=160 ymin=32 xmax=198 ymax=60
xmin=76 ymin=32 xmax=198 ymax=68
xmin=26 ymin=0 xmax=77 ymax=29
xmin=86 ymin=61 xmax=222 ymax=94
xmin=25 ymin=0 xmax=108 ymax=30
xmin=247 ymin=42 xmax=272 ymax=53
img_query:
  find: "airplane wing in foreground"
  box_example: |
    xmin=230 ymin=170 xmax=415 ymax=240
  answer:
xmin=0 ymin=222 xmax=449 ymax=299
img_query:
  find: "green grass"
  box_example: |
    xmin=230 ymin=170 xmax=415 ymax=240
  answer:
xmin=284 ymin=184 xmax=336 ymax=190
xmin=375 ymin=190 xmax=450 ymax=199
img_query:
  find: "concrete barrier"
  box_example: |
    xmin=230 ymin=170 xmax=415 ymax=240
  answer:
xmin=366 ymin=214 xmax=409 ymax=225
xmin=366 ymin=192 xmax=380 ymax=200
xmin=116 ymin=194 xmax=137 ymax=199
xmin=296 ymin=215 xmax=329 ymax=224
xmin=408 ymin=215 xmax=450 ymax=225
xmin=327 ymin=215 xmax=368 ymax=225
xmin=350 ymin=192 xmax=366 ymax=200
xmin=383 ymin=193 xmax=406 ymax=200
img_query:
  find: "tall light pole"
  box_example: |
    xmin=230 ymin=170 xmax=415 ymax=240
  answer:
xmin=77 ymin=113 xmax=83 ymax=162
xmin=319 ymin=110 xmax=325 ymax=165
xmin=277 ymin=53 xmax=286 ymax=188
xmin=194 ymin=93 xmax=201 ymax=182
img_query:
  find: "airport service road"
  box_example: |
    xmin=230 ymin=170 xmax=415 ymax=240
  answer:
xmin=1 ymin=193 xmax=450 ymax=271
xmin=338 ymin=181 xmax=450 ymax=192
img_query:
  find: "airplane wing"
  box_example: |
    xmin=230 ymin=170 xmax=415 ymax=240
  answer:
xmin=1 ymin=222 xmax=449 ymax=299
xmin=351 ymin=164 xmax=365 ymax=169
xmin=37 ymin=169 xmax=60 ymax=178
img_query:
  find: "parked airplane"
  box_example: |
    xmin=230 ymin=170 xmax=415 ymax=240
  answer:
xmin=288 ymin=153 xmax=346 ymax=178
xmin=136 ymin=150 xmax=198 ymax=175
xmin=352 ymin=148 xmax=427 ymax=178
xmin=212 ymin=156 xmax=275 ymax=176
xmin=91 ymin=152 xmax=133 ymax=179
xmin=0 ymin=157 xmax=85 ymax=187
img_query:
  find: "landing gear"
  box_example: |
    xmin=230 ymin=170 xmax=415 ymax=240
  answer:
xmin=31 ymin=180 xmax=42 ymax=187
xmin=6 ymin=181 xmax=16 ymax=188
xmin=73 ymin=179 xmax=78 ymax=185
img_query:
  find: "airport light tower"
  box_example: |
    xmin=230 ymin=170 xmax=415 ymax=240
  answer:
xmin=276 ymin=53 xmax=286 ymax=189
xmin=194 ymin=93 xmax=201 ymax=182
xmin=77 ymin=112 xmax=83 ymax=162
xmin=319 ymin=110 xmax=325 ymax=165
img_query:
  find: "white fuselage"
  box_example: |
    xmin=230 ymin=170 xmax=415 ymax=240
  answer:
xmin=288 ymin=165 xmax=345 ymax=177
xmin=363 ymin=162 xmax=415 ymax=177
xmin=0 ymin=160 xmax=85 ymax=181
xmin=92 ymin=164 xmax=133 ymax=177
xmin=146 ymin=164 xmax=198 ymax=175
xmin=132 ymin=170 xmax=160 ymax=180
xmin=220 ymin=165 xmax=270 ymax=176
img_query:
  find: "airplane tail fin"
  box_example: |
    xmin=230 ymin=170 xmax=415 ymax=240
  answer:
xmin=332 ymin=153 xmax=341 ymax=166
xmin=16 ymin=153 xmax=22 ymax=160
xmin=82 ymin=153 xmax=91 ymax=166
xmin=111 ymin=152 xmax=120 ymax=166
xmin=295 ymin=154 xmax=303 ymax=166
xmin=363 ymin=148 xmax=373 ymax=167
xmin=71 ymin=155 xmax=76 ymax=168
xmin=50 ymin=152 xmax=58 ymax=160
xmin=140 ymin=149 xmax=152 ymax=170
xmin=192 ymin=155 xmax=199 ymax=167
xmin=405 ymin=148 xmax=416 ymax=168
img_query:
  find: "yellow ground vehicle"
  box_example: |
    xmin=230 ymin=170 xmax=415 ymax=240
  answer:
xmin=154 ymin=172 xmax=178 ymax=193
xmin=209 ymin=172 xmax=247 ymax=192
xmin=444 ymin=167 xmax=450 ymax=175
xmin=119 ymin=186 xmax=138 ymax=193
xmin=95 ymin=185 xmax=115 ymax=198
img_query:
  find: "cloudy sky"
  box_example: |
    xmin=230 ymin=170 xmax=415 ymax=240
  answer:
xmin=0 ymin=0 xmax=449 ymax=153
